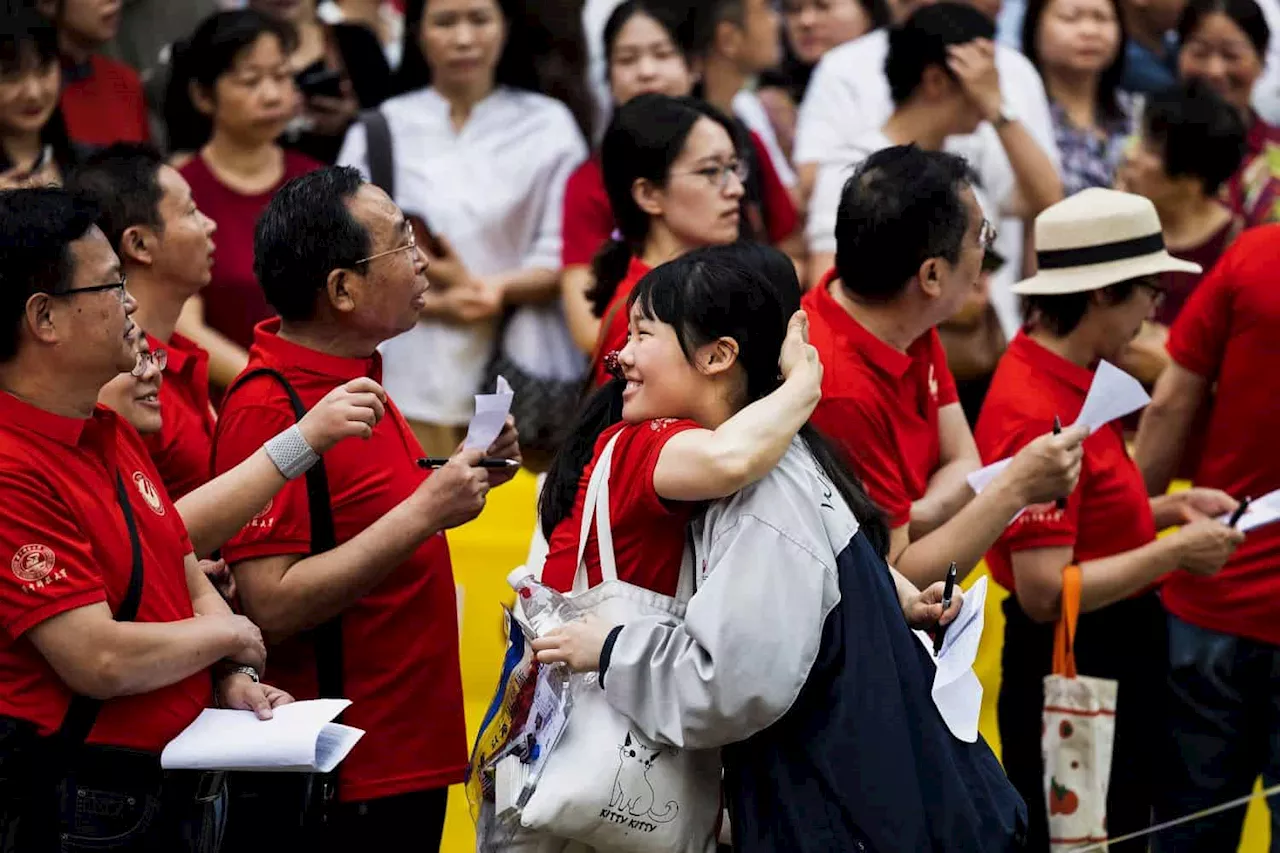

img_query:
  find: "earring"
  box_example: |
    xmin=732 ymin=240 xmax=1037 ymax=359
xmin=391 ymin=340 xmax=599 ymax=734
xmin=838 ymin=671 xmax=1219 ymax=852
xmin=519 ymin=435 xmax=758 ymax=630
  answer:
xmin=604 ymin=350 xmax=623 ymax=380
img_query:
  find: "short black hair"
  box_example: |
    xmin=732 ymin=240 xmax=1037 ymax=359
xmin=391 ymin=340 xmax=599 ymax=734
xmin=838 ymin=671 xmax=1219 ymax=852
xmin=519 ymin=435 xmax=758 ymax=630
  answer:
xmin=1022 ymin=278 xmax=1142 ymax=336
xmin=887 ymin=2 xmax=995 ymax=106
xmin=1179 ymin=0 xmax=1270 ymax=58
xmin=1142 ymin=80 xmax=1247 ymax=195
xmin=254 ymin=166 xmax=372 ymax=323
xmin=0 ymin=188 xmax=102 ymax=361
xmin=66 ymin=144 xmax=167 ymax=254
xmin=834 ymin=145 xmax=979 ymax=303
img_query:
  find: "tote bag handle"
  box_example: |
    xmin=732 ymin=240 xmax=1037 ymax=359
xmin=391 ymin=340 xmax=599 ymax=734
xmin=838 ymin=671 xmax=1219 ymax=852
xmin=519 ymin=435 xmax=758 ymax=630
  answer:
xmin=1051 ymin=564 xmax=1083 ymax=678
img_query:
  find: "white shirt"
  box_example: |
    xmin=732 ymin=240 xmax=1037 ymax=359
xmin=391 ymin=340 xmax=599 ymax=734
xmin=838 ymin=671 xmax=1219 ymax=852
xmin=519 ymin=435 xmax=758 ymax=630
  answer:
xmin=317 ymin=0 xmax=404 ymax=69
xmin=338 ymin=87 xmax=588 ymax=425
xmin=734 ymin=88 xmax=799 ymax=187
xmin=795 ymin=28 xmax=1058 ymax=336
xmin=1251 ymin=0 xmax=1280 ymax=124
xmin=584 ymin=0 xmax=626 ymax=142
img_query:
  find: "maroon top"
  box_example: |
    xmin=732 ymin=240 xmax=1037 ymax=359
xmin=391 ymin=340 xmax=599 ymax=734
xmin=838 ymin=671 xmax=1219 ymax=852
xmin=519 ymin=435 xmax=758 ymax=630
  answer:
xmin=179 ymin=150 xmax=321 ymax=351
xmin=1155 ymin=214 xmax=1243 ymax=327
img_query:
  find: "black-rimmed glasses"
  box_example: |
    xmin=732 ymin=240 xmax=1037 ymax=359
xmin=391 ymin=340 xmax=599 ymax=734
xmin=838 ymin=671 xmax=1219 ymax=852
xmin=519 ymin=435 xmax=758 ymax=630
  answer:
xmin=42 ymin=277 xmax=128 ymax=301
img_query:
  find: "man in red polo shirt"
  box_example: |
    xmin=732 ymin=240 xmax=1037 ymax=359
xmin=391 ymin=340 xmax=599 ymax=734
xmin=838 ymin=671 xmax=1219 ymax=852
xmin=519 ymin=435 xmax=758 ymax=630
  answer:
xmin=1135 ymin=225 xmax=1280 ymax=852
xmin=803 ymin=144 xmax=1086 ymax=586
xmin=0 ymin=187 xmax=288 ymax=850
xmin=41 ymin=0 xmax=150 ymax=146
xmin=69 ymin=144 xmax=220 ymax=501
xmin=213 ymin=166 xmax=519 ymax=851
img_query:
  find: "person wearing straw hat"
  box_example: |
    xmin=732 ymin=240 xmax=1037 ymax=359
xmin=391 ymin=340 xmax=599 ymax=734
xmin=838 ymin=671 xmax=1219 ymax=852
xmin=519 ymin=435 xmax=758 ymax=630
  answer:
xmin=974 ymin=186 xmax=1246 ymax=851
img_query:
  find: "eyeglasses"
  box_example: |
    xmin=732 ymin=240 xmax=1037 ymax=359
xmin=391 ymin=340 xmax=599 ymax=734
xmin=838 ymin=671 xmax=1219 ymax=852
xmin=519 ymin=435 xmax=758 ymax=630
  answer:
xmin=131 ymin=347 xmax=167 ymax=378
xmin=677 ymin=160 xmax=750 ymax=192
xmin=978 ymin=219 xmax=998 ymax=252
xmin=42 ymin=277 xmax=128 ymax=302
xmin=354 ymin=220 xmax=417 ymax=266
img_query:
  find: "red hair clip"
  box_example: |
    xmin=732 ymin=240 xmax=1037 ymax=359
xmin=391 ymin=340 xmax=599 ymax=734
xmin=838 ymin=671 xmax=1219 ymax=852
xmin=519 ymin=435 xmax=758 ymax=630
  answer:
xmin=603 ymin=350 xmax=623 ymax=380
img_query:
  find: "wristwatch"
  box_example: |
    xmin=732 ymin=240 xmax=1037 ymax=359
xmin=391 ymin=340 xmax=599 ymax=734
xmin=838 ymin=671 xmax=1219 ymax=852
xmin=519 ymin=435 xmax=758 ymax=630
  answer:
xmin=991 ymin=98 xmax=1019 ymax=130
xmin=229 ymin=664 xmax=260 ymax=683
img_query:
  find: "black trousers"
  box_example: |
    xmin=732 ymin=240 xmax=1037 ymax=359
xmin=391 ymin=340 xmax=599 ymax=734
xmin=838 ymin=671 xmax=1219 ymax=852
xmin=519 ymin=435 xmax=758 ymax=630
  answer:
xmin=998 ymin=591 xmax=1167 ymax=851
xmin=222 ymin=773 xmax=448 ymax=853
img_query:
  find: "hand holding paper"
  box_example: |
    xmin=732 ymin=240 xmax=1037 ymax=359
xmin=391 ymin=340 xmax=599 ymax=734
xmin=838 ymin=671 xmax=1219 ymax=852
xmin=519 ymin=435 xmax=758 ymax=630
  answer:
xmin=1217 ymin=488 xmax=1280 ymax=534
xmin=464 ymin=376 xmax=514 ymax=451
xmin=917 ymin=576 xmax=988 ymax=742
xmin=161 ymin=699 xmax=364 ymax=773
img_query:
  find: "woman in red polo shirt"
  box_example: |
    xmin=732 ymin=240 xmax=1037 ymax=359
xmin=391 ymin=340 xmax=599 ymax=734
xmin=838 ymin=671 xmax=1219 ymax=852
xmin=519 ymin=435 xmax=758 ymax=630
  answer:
xmin=974 ymin=189 xmax=1244 ymax=851
xmin=560 ymin=0 xmax=698 ymax=351
xmin=584 ymin=94 xmax=746 ymax=386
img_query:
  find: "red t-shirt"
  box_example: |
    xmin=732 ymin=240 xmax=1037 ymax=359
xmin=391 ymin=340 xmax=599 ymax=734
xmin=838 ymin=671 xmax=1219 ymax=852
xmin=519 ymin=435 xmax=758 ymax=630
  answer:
xmin=748 ymin=131 xmax=799 ymax=246
xmin=590 ymin=256 xmax=652 ymax=387
xmin=542 ymin=418 xmax=701 ymax=597
xmin=0 ymin=394 xmax=210 ymax=752
xmin=974 ymin=334 xmax=1158 ymax=592
xmin=59 ymin=55 xmax=149 ymax=146
xmin=142 ymin=332 xmax=216 ymax=500
xmin=562 ymin=156 xmax=613 ymax=267
xmin=1161 ymin=225 xmax=1280 ymax=646
xmin=213 ymin=319 xmax=466 ymax=802
xmin=179 ymin=151 xmax=321 ymax=352
xmin=803 ymin=270 xmax=960 ymax=528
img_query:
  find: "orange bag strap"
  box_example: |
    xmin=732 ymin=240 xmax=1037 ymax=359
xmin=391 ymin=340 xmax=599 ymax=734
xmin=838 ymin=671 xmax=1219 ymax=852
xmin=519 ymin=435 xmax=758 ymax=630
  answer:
xmin=1052 ymin=564 xmax=1082 ymax=678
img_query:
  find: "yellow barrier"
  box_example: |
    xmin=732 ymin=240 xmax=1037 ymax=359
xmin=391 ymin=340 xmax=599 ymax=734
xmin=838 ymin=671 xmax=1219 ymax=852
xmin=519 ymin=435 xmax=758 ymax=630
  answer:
xmin=439 ymin=471 xmax=1270 ymax=852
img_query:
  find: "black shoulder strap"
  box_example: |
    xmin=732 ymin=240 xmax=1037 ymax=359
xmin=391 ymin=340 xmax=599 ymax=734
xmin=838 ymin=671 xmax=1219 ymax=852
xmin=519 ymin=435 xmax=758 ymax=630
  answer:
xmin=56 ymin=473 xmax=146 ymax=748
xmin=223 ymin=368 xmax=343 ymax=701
xmin=360 ymin=108 xmax=395 ymax=201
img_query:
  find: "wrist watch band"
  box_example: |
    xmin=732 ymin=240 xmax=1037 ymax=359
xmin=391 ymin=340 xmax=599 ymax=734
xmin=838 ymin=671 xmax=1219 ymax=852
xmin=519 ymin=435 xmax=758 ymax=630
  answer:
xmin=229 ymin=664 xmax=260 ymax=683
xmin=264 ymin=424 xmax=319 ymax=480
xmin=992 ymin=99 xmax=1018 ymax=129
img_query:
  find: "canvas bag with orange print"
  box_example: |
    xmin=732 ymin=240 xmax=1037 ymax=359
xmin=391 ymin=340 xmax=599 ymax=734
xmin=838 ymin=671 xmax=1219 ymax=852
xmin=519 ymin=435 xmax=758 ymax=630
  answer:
xmin=1042 ymin=564 xmax=1119 ymax=851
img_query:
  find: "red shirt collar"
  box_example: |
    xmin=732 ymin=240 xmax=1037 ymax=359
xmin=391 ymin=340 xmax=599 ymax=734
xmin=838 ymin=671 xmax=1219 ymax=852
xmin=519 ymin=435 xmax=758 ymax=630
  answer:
xmin=0 ymin=391 xmax=119 ymax=448
xmin=249 ymin=318 xmax=383 ymax=383
xmin=809 ymin=268 xmax=914 ymax=379
xmin=1005 ymin=332 xmax=1094 ymax=398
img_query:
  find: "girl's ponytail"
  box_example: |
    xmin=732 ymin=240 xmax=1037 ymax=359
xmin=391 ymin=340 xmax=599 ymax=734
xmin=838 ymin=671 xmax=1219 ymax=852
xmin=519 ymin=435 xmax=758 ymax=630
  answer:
xmin=586 ymin=237 xmax=634 ymax=318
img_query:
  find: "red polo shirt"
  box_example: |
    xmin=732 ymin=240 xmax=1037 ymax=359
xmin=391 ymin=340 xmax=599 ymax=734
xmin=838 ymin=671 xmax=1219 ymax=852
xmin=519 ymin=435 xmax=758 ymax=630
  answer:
xmin=590 ymin=256 xmax=652 ymax=387
xmin=0 ymin=393 xmax=210 ymax=752
xmin=542 ymin=418 xmax=701 ymax=597
xmin=212 ymin=319 xmax=466 ymax=802
xmin=143 ymin=332 xmax=216 ymax=500
xmin=975 ymin=334 xmax=1158 ymax=592
xmin=803 ymin=270 xmax=959 ymax=529
xmin=59 ymin=54 xmax=150 ymax=146
xmin=562 ymin=156 xmax=612 ymax=268
xmin=1161 ymin=225 xmax=1280 ymax=646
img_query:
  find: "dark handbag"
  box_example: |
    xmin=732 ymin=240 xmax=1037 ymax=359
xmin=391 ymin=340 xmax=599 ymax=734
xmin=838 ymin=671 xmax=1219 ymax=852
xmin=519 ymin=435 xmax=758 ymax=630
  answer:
xmin=1 ymin=474 xmax=148 ymax=853
xmin=220 ymin=369 xmax=343 ymax=837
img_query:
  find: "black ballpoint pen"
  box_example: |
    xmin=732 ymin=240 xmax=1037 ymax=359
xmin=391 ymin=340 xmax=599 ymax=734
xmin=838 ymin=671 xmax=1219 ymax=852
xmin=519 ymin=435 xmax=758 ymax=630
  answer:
xmin=933 ymin=561 xmax=959 ymax=654
xmin=1053 ymin=415 xmax=1068 ymax=510
xmin=418 ymin=457 xmax=520 ymax=470
xmin=1228 ymin=497 xmax=1252 ymax=529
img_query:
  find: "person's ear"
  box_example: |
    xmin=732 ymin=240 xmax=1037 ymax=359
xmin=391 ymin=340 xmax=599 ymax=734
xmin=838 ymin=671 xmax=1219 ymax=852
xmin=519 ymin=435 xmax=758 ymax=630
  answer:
xmin=632 ymin=177 xmax=666 ymax=218
xmin=917 ymin=257 xmax=945 ymax=299
xmin=919 ymin=65 xmax=955 ymax=101
xmin=119 ymin=225 xmax=155 ymax=267
xmin=326 ymin=267 xmax=359 ymax=314
xmin=696 ymin=336 xmax=741 ymax=376
xmin=189 ymin=80 xmax=216 ymax=118
xmin=25 ymin=293 xmax=59 ymax=344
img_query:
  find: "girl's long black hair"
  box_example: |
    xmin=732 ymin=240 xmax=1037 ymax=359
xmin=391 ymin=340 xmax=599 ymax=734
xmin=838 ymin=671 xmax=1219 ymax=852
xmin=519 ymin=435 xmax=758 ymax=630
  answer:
xmin=539 ymin=242 xmax=890 ymax=558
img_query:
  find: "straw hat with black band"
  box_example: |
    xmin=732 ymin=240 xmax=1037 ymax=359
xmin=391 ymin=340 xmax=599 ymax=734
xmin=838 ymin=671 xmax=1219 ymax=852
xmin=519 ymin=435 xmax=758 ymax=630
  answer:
xmin=1012 ymin=187 xmax=1201 ymax=296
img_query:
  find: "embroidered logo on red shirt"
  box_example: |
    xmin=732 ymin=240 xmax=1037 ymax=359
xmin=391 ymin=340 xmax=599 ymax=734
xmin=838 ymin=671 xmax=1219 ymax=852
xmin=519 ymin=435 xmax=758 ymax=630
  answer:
xmin=11 ymin=544 xmax=56 ymax=583
xmin=649 ymin=418 xmax=679 ymax=431
xmin=928 ymin=364 xmax=939 ymax=402
xmin=250 ymin=498 xmax=275 ymax=530
xmin=133 ymin=471 xmax=166 ymax=516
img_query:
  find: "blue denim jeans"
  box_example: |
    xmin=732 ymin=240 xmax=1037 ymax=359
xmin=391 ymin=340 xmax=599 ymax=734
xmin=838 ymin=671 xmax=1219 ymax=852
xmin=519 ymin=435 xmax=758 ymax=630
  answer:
xmin=1153 ymin=613 xmax=1280 ymax=852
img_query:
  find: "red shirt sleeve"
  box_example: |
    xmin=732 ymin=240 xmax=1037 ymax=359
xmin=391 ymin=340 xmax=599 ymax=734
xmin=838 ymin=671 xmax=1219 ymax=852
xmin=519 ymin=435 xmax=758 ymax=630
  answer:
xmin=749 ymin=133 xmax=799 ymax=245
xmin=0 ymin=469 xmax=108 ymax=638
xmin=990 ymin=421 xmax=1080 ymax=554
xmin=927 ymin=330 xmax=960 ymax=407
xmin=1167 ymin=248 xmax=1235 ymax=380
xmin=810 ymin=396 xmax=913 ymax=529
xmin=562 ymin=160 xmax=613 ymax=267
xmin=611 ymin=419 xmax=703 ymax=519
xmin=213 ymin=393 xmax=313 ymax=563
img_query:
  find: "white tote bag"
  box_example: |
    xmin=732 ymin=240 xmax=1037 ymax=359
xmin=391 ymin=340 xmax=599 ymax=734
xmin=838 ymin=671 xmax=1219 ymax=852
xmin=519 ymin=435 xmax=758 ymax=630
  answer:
xmin=516 ymin=433 xmax=721 ymax=853
xmin=1042 ymin=564 xmax=1118 ymax=851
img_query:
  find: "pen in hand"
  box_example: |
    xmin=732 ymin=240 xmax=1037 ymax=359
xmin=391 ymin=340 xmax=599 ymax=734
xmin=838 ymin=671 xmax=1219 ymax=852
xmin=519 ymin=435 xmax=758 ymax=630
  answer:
xmin=1228 ymin=496 xmax=1251 ymax=529
xmin=933 ymin=561 xmax=958 ymax=655
xmin=418 ymin=457 xmax=520 ymax=470
xmin=1053 ymin=415 xmax=1068 ymax=511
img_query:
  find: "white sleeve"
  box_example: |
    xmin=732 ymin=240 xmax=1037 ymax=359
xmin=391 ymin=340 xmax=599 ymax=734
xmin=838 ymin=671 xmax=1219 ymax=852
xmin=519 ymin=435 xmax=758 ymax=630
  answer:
xmin=335 ymin=120 xmax=372 ymax=182
xmin=793 ymin=58 xmax=860 ymax=167
xmin=1000 ymin=47 xmax=1062 ymax=172
xmin=806 ymin=159 xmax=851 ymax=256
xmin=601 ymin=512 xmax=837 ymax=751
xmin=523 ymin=110 xmax=589 ymax=271
xmin=1252 ymin=0 xmax=1280 ymax=123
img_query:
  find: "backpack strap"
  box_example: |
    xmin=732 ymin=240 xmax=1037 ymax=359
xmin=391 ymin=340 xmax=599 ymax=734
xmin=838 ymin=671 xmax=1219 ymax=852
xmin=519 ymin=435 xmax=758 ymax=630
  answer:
xmin=360 ymin=108 xmax=395 ymax=201
xmin=55 ymin=472 xmax=146 ymax=748
xmin=223 ymin=368 xmax=343 ymax=701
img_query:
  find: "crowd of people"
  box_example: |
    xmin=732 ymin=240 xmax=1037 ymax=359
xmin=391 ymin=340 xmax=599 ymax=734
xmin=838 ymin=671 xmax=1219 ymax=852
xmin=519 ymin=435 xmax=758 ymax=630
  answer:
xmin=0 ymin=0 xmax=1277 ymax=850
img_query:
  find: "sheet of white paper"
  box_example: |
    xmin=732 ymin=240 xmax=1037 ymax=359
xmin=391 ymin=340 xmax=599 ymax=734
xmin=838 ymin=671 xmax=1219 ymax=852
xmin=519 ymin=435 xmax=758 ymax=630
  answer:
xmin=931 ymin=576 xmax=988 ymax=743
xmin=967 ymin=457 xmax=1011 ymax=495
xmin=1216 ymin=488 xmax=1280 ymax=534
xmin=463 ymin=375 xmax=514 ymax=451
xmin=160 ymin=698 xmax=365 ymax=772
xmin=1074 ymin=360 xmax=1151 ymax=435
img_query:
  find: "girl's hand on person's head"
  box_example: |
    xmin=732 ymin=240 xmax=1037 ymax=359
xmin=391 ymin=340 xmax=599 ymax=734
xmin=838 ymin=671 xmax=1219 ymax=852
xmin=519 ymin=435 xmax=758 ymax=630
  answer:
xmin=903 ymin=581 xmax=963 ymax=631
xmin=531 ymin=613 xmax=616 ymax=672
xmin=778 ymin=310 xmax=822 ymax=385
